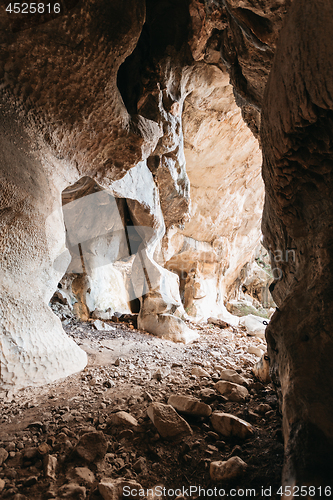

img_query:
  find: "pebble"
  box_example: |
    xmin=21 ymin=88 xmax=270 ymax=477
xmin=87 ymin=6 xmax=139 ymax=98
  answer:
xmin=44 ymin=454 xmax=57 ymax=480
xmin=257 ymin=403 xmax=271 ymax=414
xmin=200 ymin=388 xmax=216 ymax=403
xmin=133 ymin=457 xmax=145 ymax=473
xmin=219 ymin=369 xmax=248 ymax=386
xmin=93 ymin=320 xmax=114 ymax=331
xmin=6 ymin=442 xmax=15 ymax=452
xmin=247 ymin=346 xmax=263 ymax=357
xmin=99 ymin=478 xmax=143 ymax=500
xmin=58 ymin=483 xmax=86 ymax=498
xmin=73 ymin=467 xmax=96 ymax=485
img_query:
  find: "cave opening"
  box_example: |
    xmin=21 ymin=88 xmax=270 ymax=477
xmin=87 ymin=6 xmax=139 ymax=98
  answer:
xmin=50 ymin=177 xmax=143 ymax=323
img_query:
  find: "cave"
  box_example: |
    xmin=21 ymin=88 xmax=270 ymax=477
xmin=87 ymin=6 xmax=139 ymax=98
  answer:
xmin=1 ymin=0 xmax=333 ymax=497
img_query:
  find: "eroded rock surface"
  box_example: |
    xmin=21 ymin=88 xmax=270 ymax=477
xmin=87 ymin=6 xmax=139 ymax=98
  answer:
xmin=1 ymin=0 xmax=332 ymax=490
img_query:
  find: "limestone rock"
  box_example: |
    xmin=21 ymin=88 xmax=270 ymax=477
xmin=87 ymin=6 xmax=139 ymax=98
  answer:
xmin=0 ymin=447 xmax=8 ymax=466
xmin=164 ymin=62 xmax=264 ymax=321
xmin=247 ymin=346 xmax=263 ymax=357
xmin=253 ymin=353 xmax=270 ymax=384
xmin=138 ymin=313 xmax=199 ymax=344
xmin=59 ymin=483 xmax=86 ymax=499
xmin=73 ymin=467 xmax=95 ymax=486
xmin=99 ymin=478 xmax=143 ymax=500
xmin=219 ymin=369 xmax=248 ymax=387
xmin=191 ymin=366 xmax=210 ymax=378
xmin=239 ymin=315 xmax=267 ymax=339
xmin=43 ymin=454 xmax=57 ymax=480
xmin=214 ymin=381 xmax=249 ymax=402
xmin=92 ymin=308 xmax=114 ymax=321
xmin=147 ymin=403 xmax=193 ymax=439
xmin=108 ymin=411 xmax=139 ymax=428
xmin=75 ymin=432 xmax=108 ymax=462
xmin=210 ymin=412 xmax=254 ymax=439
xmin=207 ymin=318 xmax=229 ymax=329
xmin=210 ymin=456 xmax=247 ymax=482
xmin=93 ymin=320 xmax=114 ymax=332
xmin=0 ymin=479 xmax=5 ymax=493
xmin=168 ymin=395 xmax=212 ymax=417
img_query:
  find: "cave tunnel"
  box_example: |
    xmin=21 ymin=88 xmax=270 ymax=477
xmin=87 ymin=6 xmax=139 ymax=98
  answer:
xmin=1 ymin=0 xmax=333 ymax=496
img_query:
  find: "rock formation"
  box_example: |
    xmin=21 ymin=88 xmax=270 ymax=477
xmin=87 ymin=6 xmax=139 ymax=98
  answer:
xmin=2 ymin=0 xmax=333 ymax=490
xmin=261 ymin=0 xmax=333 ymax=487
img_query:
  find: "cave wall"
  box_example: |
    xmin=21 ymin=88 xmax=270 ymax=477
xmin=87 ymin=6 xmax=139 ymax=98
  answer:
xmin=161 ymin=61 xmax=263 ymax=320
xmin=198 ymin=0 xmax=333 ymax=487
xmin=261 ymin=0 xmax=333 ymax=486
xmin=0 ymin=0 xmax=194 ymax=389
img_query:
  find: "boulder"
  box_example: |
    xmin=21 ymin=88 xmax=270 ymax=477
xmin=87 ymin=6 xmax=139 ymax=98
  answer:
xmin=210 ymin=456 xmax=247 ymax=481
xmin=210 ymin=412 xmax=254 ymax=439
xmin=75 ymin=432 xmax=108 ymax=462
xmin=253 ymin=353 xmax=270 ymax=384
xmin=214 ymin=381 xmax=249 ymax=402
xmin=239 ymin=315 xmax=267 ymax=339
xmin=219 ymin=369 xmax=248 ymax=386
xmin=108 ymin=411 xmax=139 ymax=428
xmin=168 ymin=395 xmax=212 ymax=417
xmin=147 ymin=403 xmax=193 ymax=439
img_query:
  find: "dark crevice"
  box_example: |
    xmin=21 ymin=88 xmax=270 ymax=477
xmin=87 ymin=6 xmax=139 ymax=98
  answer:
xmin=117 ymin=0 xmax=191 ymax=116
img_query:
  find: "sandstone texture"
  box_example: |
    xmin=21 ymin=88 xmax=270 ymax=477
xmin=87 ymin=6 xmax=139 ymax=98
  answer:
xmin=1 ymin=0 xmax=332 ymax=491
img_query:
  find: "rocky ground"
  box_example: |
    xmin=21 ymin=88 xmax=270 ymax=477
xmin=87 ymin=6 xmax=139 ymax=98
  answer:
xmin=0 ymin=318 xmax=283 ymax=500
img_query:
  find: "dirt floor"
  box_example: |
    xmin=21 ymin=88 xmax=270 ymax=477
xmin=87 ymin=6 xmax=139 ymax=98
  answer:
xmin=0 ymin=318 xmax=284 ymax=499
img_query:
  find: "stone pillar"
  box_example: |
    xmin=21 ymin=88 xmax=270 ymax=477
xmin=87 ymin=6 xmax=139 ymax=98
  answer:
xmin=0 ymin=111 xmax=87 ymax=394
